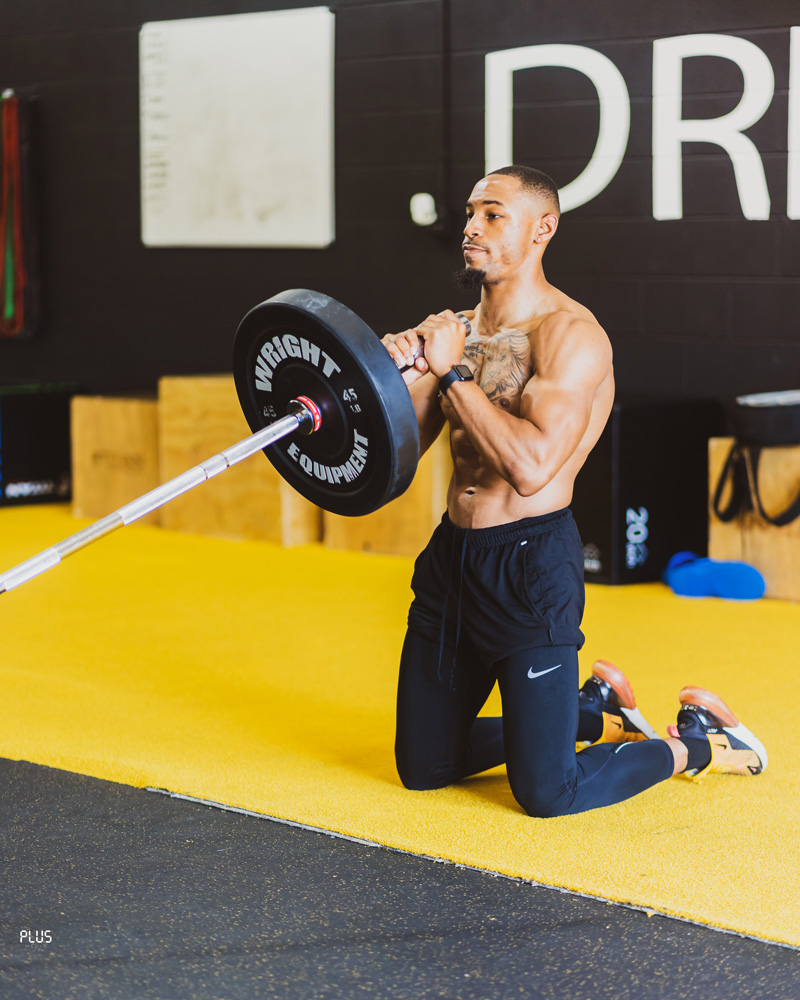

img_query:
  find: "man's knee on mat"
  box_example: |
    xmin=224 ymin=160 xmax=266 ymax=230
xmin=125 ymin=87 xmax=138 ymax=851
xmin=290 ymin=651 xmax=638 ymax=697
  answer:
xmin=509 ymin=775 xmax=575 ymax=819
xmin=395 ymin=747 xmax=460 ymax=791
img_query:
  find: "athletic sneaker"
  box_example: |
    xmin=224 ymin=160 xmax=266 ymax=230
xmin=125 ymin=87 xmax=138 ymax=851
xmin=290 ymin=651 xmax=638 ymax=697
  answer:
xmin=670 ymin=687 xmax=768 ymax=782
xmin=577 ymin=659 xmax=660 ymax=748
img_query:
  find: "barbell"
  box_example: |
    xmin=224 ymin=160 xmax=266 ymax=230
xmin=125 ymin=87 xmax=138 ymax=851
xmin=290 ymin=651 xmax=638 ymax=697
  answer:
xmin=0 ymin=289 xmax=468 ymax=595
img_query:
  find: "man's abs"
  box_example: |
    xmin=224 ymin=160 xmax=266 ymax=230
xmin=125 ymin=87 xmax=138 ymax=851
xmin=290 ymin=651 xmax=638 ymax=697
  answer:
xmin=445 ymin=432 xmax=576 ymax=528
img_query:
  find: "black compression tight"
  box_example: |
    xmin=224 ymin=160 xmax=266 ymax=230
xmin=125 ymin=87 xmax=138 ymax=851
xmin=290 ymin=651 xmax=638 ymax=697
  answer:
xmin=395 ymin=629 xmax=674 ymax=818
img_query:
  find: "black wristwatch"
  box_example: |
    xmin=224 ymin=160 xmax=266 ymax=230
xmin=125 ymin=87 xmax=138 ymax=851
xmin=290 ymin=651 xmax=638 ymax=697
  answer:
xmin=439 ymin=364 xmax=475 ymax=395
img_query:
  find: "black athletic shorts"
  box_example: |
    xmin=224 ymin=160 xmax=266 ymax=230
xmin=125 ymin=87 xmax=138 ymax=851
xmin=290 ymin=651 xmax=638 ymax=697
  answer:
xmin=407 ymin=507 xmax=585 ymax=667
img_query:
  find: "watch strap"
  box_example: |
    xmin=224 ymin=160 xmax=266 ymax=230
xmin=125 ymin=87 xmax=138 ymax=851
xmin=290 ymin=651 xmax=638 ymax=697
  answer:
xmin=439 ymin=365 xmax=474 ymax=395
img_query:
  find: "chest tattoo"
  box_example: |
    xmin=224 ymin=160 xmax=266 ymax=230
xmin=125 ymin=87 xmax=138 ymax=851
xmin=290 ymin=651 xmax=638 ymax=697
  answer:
xmin=460 ymin=329 xmax=533 ymax=408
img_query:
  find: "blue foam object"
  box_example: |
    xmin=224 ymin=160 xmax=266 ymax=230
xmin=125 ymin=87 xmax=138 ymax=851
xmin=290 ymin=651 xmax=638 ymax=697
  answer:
xmin=663 ymin=551 xmax=766 ymax=601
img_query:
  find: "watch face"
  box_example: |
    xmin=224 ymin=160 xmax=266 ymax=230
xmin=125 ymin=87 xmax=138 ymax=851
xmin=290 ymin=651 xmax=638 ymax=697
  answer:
xmin=455 ymin=364 xmax=474 ymax=379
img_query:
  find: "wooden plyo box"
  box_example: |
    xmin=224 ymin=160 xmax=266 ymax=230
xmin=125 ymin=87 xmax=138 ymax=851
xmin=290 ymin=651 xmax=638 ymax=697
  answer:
xmin=324 ymin=433 xmax=452 ymax=558
xmin=158 ymin=375 xmax=321 ymax=545
xmin=71 ymin=396 xmax=160 ymax=524
xmin=709 ymin=436 xmax=800 ymax=601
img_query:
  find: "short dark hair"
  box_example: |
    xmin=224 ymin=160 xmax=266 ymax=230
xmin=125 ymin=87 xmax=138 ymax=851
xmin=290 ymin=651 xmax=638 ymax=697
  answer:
xmin=489 ymin=165 xmax=560 ymax=216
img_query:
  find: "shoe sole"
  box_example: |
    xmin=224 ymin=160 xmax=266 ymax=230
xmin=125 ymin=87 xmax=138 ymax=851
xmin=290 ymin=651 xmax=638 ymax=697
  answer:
xmin=619 ymin=705 xmax=660 ymax=741
xmin=591 ymin=660 xmax=661 ymax=741
xmin=722 ymin=722 xmax=769 ymax=772
xmin=678 ymin=687 xmax=768 ymax=772
xmin=678 ymin=686 xmax=738 ymax=727
xmin=592 ymin=659 xmax=636 ymax=709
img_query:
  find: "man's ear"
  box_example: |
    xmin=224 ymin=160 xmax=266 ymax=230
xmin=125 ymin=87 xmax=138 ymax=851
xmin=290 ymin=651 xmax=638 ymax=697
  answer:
xmin=533 ymin=213 xmax=559 ymax=245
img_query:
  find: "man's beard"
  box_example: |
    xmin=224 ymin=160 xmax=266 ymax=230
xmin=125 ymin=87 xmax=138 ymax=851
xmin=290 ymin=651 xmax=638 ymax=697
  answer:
xmin=453 ymin=266 xmax=487 ymax=292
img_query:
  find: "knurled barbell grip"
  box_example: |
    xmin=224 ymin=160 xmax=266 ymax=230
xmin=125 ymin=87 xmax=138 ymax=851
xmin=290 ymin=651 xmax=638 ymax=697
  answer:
xmin=0 ymin=401 xmax=317 ymax=596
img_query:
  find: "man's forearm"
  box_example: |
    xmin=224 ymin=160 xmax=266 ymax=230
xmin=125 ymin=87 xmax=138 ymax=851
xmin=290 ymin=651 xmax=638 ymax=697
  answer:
xmin=410 ymin=373 xmax=447 ymax=456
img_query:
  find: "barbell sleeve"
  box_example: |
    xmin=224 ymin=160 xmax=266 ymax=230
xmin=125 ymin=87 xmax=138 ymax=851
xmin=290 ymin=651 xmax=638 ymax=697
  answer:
xmin=0 ymin=405 xmax=314 ymax=596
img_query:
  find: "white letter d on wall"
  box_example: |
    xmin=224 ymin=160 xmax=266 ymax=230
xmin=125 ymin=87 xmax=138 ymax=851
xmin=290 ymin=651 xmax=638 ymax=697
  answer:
xmin=485 ymin=44 xmax=630 ymax=213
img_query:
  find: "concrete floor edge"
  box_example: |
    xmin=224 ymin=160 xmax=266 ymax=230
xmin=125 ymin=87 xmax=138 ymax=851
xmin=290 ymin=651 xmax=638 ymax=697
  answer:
xmin=146 ymin=785 xmax=800 ymax=955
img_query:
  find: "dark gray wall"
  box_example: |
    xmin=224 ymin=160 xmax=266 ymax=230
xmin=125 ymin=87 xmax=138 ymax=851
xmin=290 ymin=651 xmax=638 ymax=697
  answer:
xmin=1 ymin=0 xmax=798 ymax=416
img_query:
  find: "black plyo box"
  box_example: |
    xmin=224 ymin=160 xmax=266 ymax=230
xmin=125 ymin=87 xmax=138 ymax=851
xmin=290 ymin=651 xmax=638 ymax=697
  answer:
xmin=0 ymin=383 xmax=74 ymax=506
xmin=571 ymin=396 xmax=724 ymax=585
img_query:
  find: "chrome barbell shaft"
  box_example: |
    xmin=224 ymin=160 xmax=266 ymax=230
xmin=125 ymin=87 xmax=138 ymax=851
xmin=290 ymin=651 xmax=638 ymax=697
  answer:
xmin=0 ymin=410 xmax=307 ymax=595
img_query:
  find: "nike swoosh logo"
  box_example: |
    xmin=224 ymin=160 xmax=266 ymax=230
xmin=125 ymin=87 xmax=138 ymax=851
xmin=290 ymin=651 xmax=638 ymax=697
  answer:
xmin=527 ymin=664 xmax=562 ymax=679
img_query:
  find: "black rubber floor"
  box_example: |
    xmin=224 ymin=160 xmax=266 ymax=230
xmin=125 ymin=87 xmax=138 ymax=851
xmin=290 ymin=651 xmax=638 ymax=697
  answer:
xmin=1 ymin=759 xmax=797 ymax=1000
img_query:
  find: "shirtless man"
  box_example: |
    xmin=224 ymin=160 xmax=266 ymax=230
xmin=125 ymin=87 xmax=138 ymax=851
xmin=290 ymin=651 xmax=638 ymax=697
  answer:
xmin=381 ymin=165 xmax=767 ymax=817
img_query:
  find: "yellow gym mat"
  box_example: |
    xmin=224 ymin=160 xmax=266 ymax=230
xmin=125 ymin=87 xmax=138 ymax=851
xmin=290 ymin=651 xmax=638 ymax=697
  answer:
xmin=2 ymin=505 xmax=798 ymax=946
